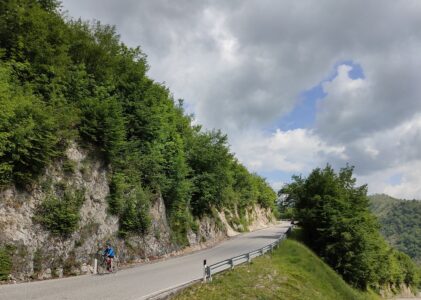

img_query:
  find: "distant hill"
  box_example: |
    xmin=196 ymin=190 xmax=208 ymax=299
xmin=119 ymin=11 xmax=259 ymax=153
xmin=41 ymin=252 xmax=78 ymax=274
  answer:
xmin=369 ymin=194 xmax=421 ymax=264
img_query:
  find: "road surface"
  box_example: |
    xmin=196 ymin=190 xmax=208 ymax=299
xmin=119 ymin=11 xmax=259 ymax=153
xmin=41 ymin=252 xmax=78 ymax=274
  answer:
xmin=0 ymin=222 xmax=291 ymax=300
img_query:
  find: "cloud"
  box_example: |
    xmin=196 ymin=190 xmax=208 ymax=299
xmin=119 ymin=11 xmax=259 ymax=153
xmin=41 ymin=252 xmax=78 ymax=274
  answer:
xmin=232 ymin=128 xmax=345 ymax=173
xmin=358 ymin=161 xmax=421 ymax=200
xmin=61 ymin=0 xmax=421 ymax=199
xmin=383 ymin=165 xmax=421 ymax=200
xmin=269 ymin=180 xmax=286 ymax=194
xmin=316 ymin=65 xmax=372 ymax=142
xmin=314 ymin=64 xmax=421 ymax=183
xmin=61 ymin=1 xmax=421 ymax=133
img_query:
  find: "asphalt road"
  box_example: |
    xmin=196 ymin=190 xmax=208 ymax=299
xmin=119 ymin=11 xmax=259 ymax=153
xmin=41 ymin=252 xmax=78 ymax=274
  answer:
xmin=0 ymin=222 xmax=291 ymax=300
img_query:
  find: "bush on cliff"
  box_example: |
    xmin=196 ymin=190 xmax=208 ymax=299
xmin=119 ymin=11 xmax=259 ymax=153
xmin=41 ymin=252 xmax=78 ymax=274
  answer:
xmin=0 ymin=247 xmax=12 ymax=280
xmin=34 ymin=189 xmax=85 ymax=237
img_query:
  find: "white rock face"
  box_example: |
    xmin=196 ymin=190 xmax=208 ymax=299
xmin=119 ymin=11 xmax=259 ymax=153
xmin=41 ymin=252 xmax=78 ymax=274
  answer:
xmin=0 ymin=143 xmax=274 ymax=281
xmin=0 ymin=143 xmax=116 ymax=280
xmin=247 ymin=205 xmax=275 ymax=231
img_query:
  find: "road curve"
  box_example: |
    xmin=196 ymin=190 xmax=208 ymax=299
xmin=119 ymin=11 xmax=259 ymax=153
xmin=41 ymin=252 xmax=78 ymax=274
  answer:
xmin=0 ymin=222 xmax=291 ymax=300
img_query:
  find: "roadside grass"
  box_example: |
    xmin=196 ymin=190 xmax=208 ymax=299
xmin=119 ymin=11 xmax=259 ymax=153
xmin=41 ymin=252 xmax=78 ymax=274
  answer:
xmin=174 ymin=238 xmax=380 ymax=300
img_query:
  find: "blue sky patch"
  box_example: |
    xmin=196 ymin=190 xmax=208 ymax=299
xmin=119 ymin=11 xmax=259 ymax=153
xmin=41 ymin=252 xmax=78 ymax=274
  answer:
xmin=269 ymin=60 xmax=365 ymax=132
xmin=387 ymin=173 xmax=402 ymax=185
xmin=260 ymin=170 xmax=297 ymax=184
xmin=263 ymin=61 xmax=366 ymax=188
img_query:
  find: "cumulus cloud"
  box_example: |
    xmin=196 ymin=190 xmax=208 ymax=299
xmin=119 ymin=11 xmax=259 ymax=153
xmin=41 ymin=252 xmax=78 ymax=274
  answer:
xmin=317 ymin=65 xmax=372 ymax=142
xmin=61 ymin=0 xmax=421 ymax=132
xmin=232 ymin=128 xmax=346 ymax=173
xmin=383 ymin=165 xmax=421 ymax=200
xmin=358 ymin=161 xmax=421 ymax=200
xmin=61 ymin=0 xmax=421 ymax=198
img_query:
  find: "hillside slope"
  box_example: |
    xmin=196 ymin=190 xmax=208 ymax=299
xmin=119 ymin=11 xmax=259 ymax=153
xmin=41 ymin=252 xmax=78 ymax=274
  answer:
xmin=369 ymin=194 xmax=421 ymax=264
xmin=174 ymin=239 xmax=379 ymax=300
xmin=0 ymin=0 xmax=278 ymax=282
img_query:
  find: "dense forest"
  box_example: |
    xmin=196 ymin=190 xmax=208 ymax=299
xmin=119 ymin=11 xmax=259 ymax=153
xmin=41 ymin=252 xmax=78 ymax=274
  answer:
xmin=369 ymin=194 xmax=421 ymax=265
xmin=279 ymin=165 xmax=420 ymax=292
xmin=0 ymin=0 xmax=277 ymax=249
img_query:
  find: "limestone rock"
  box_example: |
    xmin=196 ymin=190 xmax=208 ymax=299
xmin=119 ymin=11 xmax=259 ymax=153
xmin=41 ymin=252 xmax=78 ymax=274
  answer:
xmin=0 ymin=142 xmax=274 ymax=281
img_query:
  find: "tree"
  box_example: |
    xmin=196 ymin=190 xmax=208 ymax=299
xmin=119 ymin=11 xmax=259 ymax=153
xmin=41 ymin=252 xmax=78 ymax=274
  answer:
xmin=280 ymin=165 xmax=420 ymax=289
xmin=0 ymin=64 xmax=61 ymax=186
xmin=187 ymin=130 xmax=234 ymax=215
xmin=0 ymin=0 xmax=279 ymax=244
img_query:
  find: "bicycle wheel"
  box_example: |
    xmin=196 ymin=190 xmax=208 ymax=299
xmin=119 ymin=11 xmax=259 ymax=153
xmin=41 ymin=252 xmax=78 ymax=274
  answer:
xmin=111 ymin=257 xmax=118 ymax=273
xmin=97 ymin=259 xmax=108 ymax=275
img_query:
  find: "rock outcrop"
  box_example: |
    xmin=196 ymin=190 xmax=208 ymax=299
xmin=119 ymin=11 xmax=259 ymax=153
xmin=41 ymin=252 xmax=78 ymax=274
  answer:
xmin=0 ymin=143 xmax=275 ymax=281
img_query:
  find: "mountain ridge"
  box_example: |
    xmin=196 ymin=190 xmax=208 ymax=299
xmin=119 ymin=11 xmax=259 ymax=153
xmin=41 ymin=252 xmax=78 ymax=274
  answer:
xmin=369 ymin=193 xmax=421 ymax=264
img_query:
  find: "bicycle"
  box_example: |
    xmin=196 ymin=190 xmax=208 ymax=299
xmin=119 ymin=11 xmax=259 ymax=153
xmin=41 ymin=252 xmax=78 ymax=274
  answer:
xmin=96 ymin=251 xmax=119 ymax=274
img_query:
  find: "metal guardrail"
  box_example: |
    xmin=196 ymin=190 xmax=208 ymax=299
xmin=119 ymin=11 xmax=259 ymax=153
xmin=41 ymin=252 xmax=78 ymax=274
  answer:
xmin=203 ymin=226 xmax=292 ymax=282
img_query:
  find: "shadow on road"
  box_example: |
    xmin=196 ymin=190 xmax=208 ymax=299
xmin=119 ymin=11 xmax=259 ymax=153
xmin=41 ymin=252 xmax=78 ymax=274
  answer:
xmin=247 ymin=235 xmax=282 ymax=239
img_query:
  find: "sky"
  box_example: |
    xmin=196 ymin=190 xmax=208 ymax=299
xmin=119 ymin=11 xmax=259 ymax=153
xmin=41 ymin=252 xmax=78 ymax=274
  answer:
xmin=61 ymin=0 xmax=421 ymax=200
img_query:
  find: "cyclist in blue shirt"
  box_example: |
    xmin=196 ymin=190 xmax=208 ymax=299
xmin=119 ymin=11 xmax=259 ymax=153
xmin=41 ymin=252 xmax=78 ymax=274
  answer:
xmin=103 ymin=242 xmax=115 ymax=272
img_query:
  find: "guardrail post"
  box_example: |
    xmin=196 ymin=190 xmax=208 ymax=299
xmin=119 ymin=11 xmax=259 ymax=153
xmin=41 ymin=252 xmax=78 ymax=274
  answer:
xmin=247 ymin=253 xmax=251 ymax=263
xmin=230 ymin=258 xmax=234 ymax=269
xmin=203 ymin=259 xmax=207 ymax=282
xmin=270 ymin=244 xmax=273 ymax=253
xmin=208 ymin=266 xmax=212 ymax=282
xmin=93 ymin=258 xmax=97 ymax=275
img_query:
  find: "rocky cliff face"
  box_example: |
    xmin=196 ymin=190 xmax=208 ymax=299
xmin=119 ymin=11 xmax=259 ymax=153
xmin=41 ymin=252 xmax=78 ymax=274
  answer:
xmin=0 ymin=143 xmax=274 ymax=282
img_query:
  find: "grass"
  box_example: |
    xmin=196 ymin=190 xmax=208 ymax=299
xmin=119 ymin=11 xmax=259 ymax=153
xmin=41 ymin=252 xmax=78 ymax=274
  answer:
xmin=174 ymin=238 xmax=380 ymax=300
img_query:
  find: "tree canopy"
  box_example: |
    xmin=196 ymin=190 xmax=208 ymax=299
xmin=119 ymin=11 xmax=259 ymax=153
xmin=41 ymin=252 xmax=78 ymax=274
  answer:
xmin=369 ymin=194 xmax=421 ymax=265
xmin=0 ymin=0 xmax=278 ymax=243
xmin=280 ymin=165 xmax=420 ymax=290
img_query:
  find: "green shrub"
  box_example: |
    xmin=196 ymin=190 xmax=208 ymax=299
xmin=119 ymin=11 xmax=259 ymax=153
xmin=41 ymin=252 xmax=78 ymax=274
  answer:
xmin=169 ymin=207 xmax=197 ymax=247
xmin=280 ymin=165 xmax=420 ymax=290
xmin=118 ymin=187 xmax=152 ymax=237
xmin=0 ymin=65 xmax=61 ymax=187
xmin=62 ymin=159 xmax=77 ymax=174
xmin=63 ymin=251 xmax=80 ymax=276
xmin=34 ymin=189 xmax=85 ymax=237
xmin=108 ymin=172 xmax=128 ymax=215
xmin=0 ymin=247 xmax=12 ymax=280
xmin=40 ymin=178 xmax=53 ymax=193
xmin=33 ymin=248 xmax=43 ymax=275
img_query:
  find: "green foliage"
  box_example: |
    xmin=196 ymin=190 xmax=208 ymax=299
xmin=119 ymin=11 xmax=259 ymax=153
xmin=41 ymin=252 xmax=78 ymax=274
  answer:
xmin=36 ymin=0 xmax=60 ymax=12
xmin=0 ymin=247 xmax=12 ymax=280
xmin=369 ymin=194 xmax=421 ymax=265
xmin=62 ymin=159 xmax=77 ymax=174
xmin=226 ymin=214 xmax=249 ymax=232
xmin=0 ymin=64 xmax=61 ymax=187
xmin=78 ymin=94 xmax=127 ymax=164
xmin=34 ymin=188 xmax=85 ymax=237
xmin=108 ymin=172 xmax=128 ymax=215
xmin=187 ymin=130 xmax=234 ymax=215
xmin=392 ymin=251 xmax=420 ymax=286
xmin=0 ymin=0 xmax=71 ymax=83
xmin=63 ymin=251 xmax=80 ymax=276
xmin=33 ymin=248 xmax=43 ymax=275
xmin=118 ymin=187 xmax=152 ymax=237
xmin=0 ymin=0 xmax=277 ymax=243
xmin=107 ymin=171 xmax=153 ymax=237
xmin=280 ymin=165 xmax=420 ymax=290
xmin=254 ymin=174 xmax=278 ymax=210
